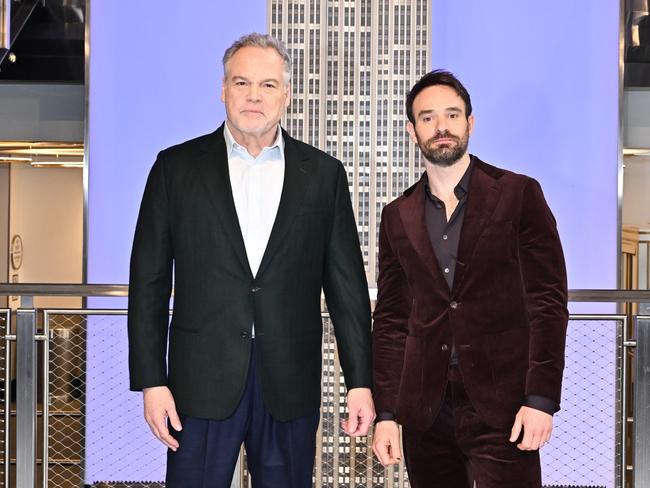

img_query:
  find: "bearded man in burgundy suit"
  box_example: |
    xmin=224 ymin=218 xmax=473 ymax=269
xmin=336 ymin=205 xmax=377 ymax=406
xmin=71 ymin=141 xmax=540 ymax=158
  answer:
xmin=371 ymin=70 xmax=568 ymax=488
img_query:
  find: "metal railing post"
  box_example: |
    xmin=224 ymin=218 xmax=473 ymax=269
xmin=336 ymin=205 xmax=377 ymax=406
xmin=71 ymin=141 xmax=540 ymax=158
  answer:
xmin=16 ymin=298 xmax=37 ymax=488
xmin=0 ymin=0 xmax=10 ymax=49
xmin=2 ymin=310 xmax=13 ymax=488
xmin=634 ymin=316 xmax=650 ymax=488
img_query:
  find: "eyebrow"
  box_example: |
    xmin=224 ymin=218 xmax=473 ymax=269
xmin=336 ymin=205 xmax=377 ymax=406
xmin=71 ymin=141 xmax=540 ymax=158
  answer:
xmin=417 ymin=107 xmax=463 ymax=117
xmin=230 ymin=75 xmax=281 ymax=85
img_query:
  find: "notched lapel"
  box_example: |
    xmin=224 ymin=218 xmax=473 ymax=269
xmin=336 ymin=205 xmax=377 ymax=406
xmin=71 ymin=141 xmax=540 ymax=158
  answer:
xmin=453 ymin=164 xmax=501 ymax=293
xmin=196 ymin=126 xmax=253 ymax=278
xmin=397 ymin=179 xmax=448 ymax=289
xmin=256 ymin=134 xmax=314 ymax=277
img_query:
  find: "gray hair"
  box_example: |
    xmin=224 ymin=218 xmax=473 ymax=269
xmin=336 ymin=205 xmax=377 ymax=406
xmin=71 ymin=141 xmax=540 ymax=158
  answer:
xmin=222 ymin=33 xmax=292 ymax=85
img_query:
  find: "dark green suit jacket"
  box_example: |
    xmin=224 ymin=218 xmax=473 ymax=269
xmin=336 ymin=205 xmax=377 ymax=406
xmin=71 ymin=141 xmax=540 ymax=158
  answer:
xmin=128 ymin=124 xmax=372 ymax=421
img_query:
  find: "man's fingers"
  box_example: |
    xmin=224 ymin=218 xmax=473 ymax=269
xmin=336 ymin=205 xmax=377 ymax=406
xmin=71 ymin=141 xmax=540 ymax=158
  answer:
xmin=344 ymin=405 xmax=375 ymax=436
xmin=544 ymin=428 xmax=553 ymax=444
xmin=378 ymin=440 xmax=400 ymax=465
xmin=356 ymin=415 xmax=372 ymax=436
xmin=168 ymin=407 xmax=183 ymax=432
xmin=540 ymin=430 xmax=552 ymax=449
xmin=518 ymin=422 xmax=552 ymax=450
xmin=372 ymin=438 xmax=393 ymax=465
xmin=509 ymin=414 xmax=522 ymax=443
xmin=151 ymin=412 xmax=179 ymax=451
xmin=142 ymin=386 xmax=181 ymax=450
xmin=352 ymin=407 xmax=375 ymax=436
xmin=513 ymin=407 xmax=554 ymax=450
xmin=341 ymin=419 xmax=349 ymax=432
xmin=159 ymin=428 xmax=180 ymax=451
xmin=518 ymin=426 xmax=535 ymax=450
xmin=344 ymin=412 xmax=359 ymax=435
xmin=390 ymin=437 xmax=402 ymax=462
xmin=345 ymin=388 xmax=375 ymax=437
xmin=520 ymin=430 xmax=542 ymax=451
xmin=372 ymin=422 xmax=401 ymax=466
xmin=145 ymin=416 xmax=161 ymax=440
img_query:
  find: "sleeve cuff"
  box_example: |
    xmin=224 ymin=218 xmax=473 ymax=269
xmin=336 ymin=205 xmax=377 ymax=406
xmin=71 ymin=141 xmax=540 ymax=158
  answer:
xmin=375 ymin=411 xmax=396 ymax=423
xmin=523 ymin=395 xmax=558 ymax=415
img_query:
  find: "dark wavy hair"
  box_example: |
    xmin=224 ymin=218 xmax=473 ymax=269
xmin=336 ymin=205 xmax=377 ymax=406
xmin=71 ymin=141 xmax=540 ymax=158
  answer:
xmin=406 ymin=70 xmax=472 ymax=124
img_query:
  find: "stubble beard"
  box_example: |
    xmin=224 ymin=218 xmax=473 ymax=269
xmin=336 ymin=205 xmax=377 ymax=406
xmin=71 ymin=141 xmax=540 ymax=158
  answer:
xmin=417 ymin=128 xmax=470 ymax=167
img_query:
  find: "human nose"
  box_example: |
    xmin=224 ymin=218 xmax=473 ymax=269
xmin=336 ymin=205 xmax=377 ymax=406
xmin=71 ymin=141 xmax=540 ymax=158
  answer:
xmin=246 ymin=84 xmax=261 ymax=102
xmin=435 ymin=115 xmax=449 ymax=133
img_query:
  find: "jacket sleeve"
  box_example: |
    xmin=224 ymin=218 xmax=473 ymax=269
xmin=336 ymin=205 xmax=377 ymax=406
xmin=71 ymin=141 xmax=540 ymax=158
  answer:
xmin=518 ymin=178 xmax=569 ymax=407
xmin=127 ymin=152 xmax=174 ymax=391
xmin=322 ymin=161 xmax=373 ymax=391
xmin=372 ymin=205 xmax=412 ymax=415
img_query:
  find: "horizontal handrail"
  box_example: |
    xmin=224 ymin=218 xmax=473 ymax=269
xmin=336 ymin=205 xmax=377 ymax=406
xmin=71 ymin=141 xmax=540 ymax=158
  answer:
xmin=0 ymin=284 xmax=129 ymax=296
xmin=0 ymin=284 xmax=650 ymax=302
xmin=567 ymin=289 xmax=650 ymax=302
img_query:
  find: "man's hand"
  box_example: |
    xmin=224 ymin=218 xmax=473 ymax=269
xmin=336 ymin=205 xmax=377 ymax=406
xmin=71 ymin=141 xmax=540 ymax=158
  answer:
xmin=341 ymin=387 xmax=375 ymax=436
xmin=372 ymin=420 xmax=402 ymax=466
xmin=509 ymin=405 xmax=553 ymax=451
xmin=143 ymin=386 xmax=182 ymax=451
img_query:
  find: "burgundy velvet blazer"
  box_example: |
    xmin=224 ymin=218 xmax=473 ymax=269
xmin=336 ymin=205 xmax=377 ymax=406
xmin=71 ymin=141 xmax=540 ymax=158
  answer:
xmin=372 ymin=157 xmax=568 ymax=431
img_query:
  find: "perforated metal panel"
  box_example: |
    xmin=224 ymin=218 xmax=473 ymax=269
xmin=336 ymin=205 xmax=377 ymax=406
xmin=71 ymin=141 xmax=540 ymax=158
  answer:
xmin=540 ymin=317 xmax=621 ymax=488
xmin=634 ymin=317 xmax=650 ymax=488
xmin=45 ymin=312 xmax=166 ymax=488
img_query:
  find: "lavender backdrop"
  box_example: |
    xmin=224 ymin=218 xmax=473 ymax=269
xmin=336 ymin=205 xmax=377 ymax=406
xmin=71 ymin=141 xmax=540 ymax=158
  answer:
xmin=428 ymin=0 xmax=619 ymax=292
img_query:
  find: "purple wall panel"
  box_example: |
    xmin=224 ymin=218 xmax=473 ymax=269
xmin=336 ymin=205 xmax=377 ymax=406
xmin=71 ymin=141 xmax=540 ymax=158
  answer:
xmin=429 ymin=0 xmax=620 ymax=291
xmin=87 ymin=1 xmax=266 ymax=481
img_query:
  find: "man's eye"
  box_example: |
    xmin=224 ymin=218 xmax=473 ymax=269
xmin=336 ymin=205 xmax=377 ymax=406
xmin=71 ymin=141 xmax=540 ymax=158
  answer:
xmin=263 ymin=83 xmax=277 ymax=89
xmin=449 ymin=113 xmax=458 ymax=119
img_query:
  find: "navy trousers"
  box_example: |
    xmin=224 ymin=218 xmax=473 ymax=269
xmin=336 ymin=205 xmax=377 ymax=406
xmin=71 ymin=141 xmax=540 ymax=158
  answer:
xmin=166 ymin=341 xmax=320 ymax=488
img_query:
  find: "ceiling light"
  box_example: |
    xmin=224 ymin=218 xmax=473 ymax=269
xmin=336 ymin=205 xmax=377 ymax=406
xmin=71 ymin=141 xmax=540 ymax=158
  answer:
xmin=0 ymin=156 xmax=32 ymax=162
xmin=623 ymin=148 xmax=650 ymax=156
xmin=0 ymin=141 xmax=84 ymax=167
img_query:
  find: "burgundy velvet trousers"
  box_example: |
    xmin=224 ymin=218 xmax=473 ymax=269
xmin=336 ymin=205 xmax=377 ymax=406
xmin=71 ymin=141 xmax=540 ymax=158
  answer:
xmin=402 ymin=366 xmax=542 ymax=488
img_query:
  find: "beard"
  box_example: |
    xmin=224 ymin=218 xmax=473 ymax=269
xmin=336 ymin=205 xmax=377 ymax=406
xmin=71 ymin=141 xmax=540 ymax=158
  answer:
xmin=417 ymin=128 xmax=470 ymax=167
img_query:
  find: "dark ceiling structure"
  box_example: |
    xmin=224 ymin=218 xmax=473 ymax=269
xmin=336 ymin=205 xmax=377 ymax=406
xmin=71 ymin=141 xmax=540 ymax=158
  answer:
xmin=0 ymin=0 xmax=85 ymax=83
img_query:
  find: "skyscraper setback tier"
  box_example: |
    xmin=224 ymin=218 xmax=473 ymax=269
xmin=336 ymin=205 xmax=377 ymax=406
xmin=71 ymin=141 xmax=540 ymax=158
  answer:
xmin=270 ymin=0 xmax=431 ymax=285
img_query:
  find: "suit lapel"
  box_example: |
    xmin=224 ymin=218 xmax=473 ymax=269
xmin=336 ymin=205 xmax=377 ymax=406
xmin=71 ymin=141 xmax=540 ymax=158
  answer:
xmin=398 ymin=177 xmax=448 ymax=290
xmin=256 ymin=131 xmax=314 ymax=277
xmin=196 ymin=125 xmax=253 ymax=278
xmin=452 ymin=160 xmax=501 ymax=293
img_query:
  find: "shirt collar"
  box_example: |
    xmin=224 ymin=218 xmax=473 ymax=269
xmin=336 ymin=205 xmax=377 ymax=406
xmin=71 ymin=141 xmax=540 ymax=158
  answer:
xmin=425 ymin=157 xmax=474 ymax=203
xmin=455 ymin=157 xmax=474 ymax=198
xmin=223 ymin=122 xmax=285 ymax=160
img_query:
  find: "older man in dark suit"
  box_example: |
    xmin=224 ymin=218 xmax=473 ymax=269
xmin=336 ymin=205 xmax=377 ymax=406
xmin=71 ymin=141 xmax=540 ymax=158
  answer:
xmin=128 ymin=33 xmax=374 ymax=487
xmin=371 ymin=70 xmax=568 ymax=488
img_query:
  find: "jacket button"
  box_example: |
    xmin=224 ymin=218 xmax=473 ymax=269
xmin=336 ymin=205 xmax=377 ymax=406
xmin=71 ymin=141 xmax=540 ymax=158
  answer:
xmin=240 ymin=330 xmax=250 ymax=339
xmin=441 ymin=343 xmax=449 ymax=352
xmin=450 ymin=301 xmax=458 ymax=309
xmin=251 ymin=286 xmax=261 ymax=293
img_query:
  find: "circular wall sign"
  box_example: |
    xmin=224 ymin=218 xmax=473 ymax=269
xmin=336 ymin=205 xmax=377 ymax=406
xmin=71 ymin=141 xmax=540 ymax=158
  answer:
xmin=10 ymin=235 xmax=23 ymax=271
